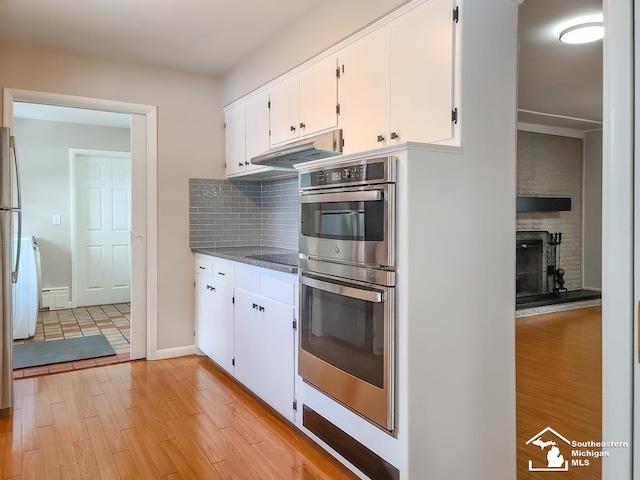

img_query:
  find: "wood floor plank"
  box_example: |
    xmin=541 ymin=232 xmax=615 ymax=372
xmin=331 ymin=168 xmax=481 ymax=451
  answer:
xmin=124 ymin=410 xmax=176 ymax=477
xmin=220 ymin=427 xmax=281 ymax=480
xmin=50 ymin=403 xmax=77 ymax=467
xmin=160 ymin=438 xmax=222 ymax=480
xmin=2 ymin=408 xmax=22 ymax=479
xmin=59 ymin=464 xmax=81 ymax=480
xmin=20 ymin=450 xmax=41 ymax=480
xmin=120 ymin=428 xmax=165 ymax=480
xmin=61 ymin=390 xmax=88 ymax=443
xmin=73 ymin=439 xmax=100 ymax=480
xmin=83 ymin=417 xmax=120 ymax=480
xmin=68 ymin=377 xmax=97 ymax=420
xmin=20 ymin=380 xmax=34 ymax=398
xmin=112 ymin=450 xmax=141 ymax=480
xmin=12 ymin=383 xmax=22 ymax=412
xmin=46 ymin=374 xmax=73 ymax=404
xmin=20 ymin=397 xmax=39 ymax=452
xmin=34 ymin=379 xmax=53 ymax=428
xmin=163 ymin=415 xmax=226 ymax=477
xmin=37 ymin=426 xmax=61 ymax=480
xmin=90 ymin=396 xmax=126 ymax=453
xmin=97 ymin=382 xmax=133 ymax=430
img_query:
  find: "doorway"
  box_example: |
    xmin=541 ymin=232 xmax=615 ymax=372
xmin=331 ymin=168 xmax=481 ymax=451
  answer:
xmin=2 ymin=88 xmax=159 ymax=369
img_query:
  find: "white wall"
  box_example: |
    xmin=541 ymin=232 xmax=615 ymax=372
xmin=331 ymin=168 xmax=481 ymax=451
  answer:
xmin=583 ymin=130 xmax=602 ymax=289
xmin=0 ymin=43 xmax=224 ymax=351
xmin=13 ymin=118 xmax=130 ymax=291
xmin=221 ymin=0 xmax=408 ymax=105
xmin=402 ymin=1 xmax=518 ymax=478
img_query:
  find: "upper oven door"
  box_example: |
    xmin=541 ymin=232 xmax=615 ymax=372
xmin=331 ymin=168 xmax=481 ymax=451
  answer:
xmin=299 ymin=184 xmax=395 ymax=267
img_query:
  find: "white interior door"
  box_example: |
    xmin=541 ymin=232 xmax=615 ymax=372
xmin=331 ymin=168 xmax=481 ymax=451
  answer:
xmin=72 ymin=151 xmax=131 ymax=307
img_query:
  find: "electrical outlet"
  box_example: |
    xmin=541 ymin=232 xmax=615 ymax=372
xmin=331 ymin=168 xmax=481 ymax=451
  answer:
xmin=52 ymin=214 xmax=61 ymax=225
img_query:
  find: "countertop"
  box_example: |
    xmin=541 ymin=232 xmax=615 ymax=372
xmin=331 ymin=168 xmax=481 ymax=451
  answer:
xmin=192 ymin=246 xmax=298 ymax=274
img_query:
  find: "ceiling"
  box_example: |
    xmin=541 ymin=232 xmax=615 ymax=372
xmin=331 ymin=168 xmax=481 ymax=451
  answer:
xmin=518 ymin=0 xmax=603 ymax=130
xmin=1 ymin=0 xmax=602 ymax=131
xmin=0 ymin=0 xmax=320 ymax=76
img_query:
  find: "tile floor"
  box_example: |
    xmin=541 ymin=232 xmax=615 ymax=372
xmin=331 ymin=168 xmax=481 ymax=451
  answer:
xmin=13 ymin=303 xmax=131 ymax=379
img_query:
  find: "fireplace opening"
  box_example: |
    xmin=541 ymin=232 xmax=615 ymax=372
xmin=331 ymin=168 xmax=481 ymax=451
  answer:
xmin=515 ymin=230 xmax=601 ymax=309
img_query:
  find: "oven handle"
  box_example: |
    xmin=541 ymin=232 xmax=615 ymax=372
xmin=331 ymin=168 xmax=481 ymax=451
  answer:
xmin=301 ymin=275 xmax=384 ymax=303
xmin=299 ymin=189 xmax=382 ymax=204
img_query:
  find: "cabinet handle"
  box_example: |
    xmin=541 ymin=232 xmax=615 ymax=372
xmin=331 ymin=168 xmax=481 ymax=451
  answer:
xmin=244 ymin=161 xmax=249 ymax=165
xmin=290 ymin=125 xmax=296 ymax=132
xmin=198 ymin=266 xmax=205 ymax=270
xmin=238 ymin=162 xmax=243 ymax=167
xmin=217 ymin=272 xmax=225 ymax=276
xmin=390 ymin=132 xmax=399 ymax=140
xmin=377 ymin=135 xmax=385 ymax=142
xmin=259 ymin=306 xmax=265 ymax=312
xmin=206 ymin=285 xmax=215 ymax=291
xmin=252 ymin=303 xmax=258 ymax=309
xmin=300 ymin=122 xmax=306 ymax=129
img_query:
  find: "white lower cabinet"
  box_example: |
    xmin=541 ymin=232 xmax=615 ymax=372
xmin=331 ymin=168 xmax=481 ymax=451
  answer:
xmin=195 ymin=255 xmax=297 ymax=422
xmin=196 ymin=274 xmax=235 ymax=375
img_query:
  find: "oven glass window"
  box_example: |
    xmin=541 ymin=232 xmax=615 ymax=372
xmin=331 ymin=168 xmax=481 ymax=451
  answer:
xmin=301 ymin=282 xmax=385 ymax=388
xmin=301 ymin=199 xmax=384 ymax=241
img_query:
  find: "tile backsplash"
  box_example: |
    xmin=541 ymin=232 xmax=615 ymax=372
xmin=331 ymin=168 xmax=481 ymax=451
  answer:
xmin=189 ymin=177 xmax=298 ymax=250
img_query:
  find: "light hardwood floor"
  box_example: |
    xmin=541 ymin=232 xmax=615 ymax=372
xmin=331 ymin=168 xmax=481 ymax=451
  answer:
xmin=0 ymin=355 xmax=358 ymax=479
xmin=516 ymin=306 xmax=602 ymax=480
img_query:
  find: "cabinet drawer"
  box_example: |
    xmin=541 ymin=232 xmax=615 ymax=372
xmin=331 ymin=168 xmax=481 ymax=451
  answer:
xmin=261 ymin=277 xmax=295 ymax=305
xmin=236 ymin=269 xmax=260 ymax=291
xmin=195 ymin=257 xmax=213 ymax=277
xmin=213 ymin=263 xmax=235 ymax=283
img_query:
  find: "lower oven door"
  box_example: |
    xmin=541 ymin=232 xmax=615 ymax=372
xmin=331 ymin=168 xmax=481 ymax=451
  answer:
xmin=299 ymin=271 xmax=395 ymax=432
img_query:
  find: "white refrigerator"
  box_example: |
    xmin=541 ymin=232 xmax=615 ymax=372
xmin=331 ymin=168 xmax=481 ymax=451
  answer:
xmin=0 ymin=126 xmax=22 ymax=417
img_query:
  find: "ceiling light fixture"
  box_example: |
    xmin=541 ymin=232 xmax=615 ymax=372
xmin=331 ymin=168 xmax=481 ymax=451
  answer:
xmin=555 ymin=15 xmax=604 ymax=44
xmin=559 ymin=22 xmax=604 ymax=44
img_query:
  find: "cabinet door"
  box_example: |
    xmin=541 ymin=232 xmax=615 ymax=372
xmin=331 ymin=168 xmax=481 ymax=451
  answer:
xmin=299 ymin=55 xmax=338 ymax=138
xmin=225 ymin=104 xmax=246 ymax=176
xmin=338 ymin=27 xmax=391 ymax=155
xmin=195 ymin=274 xmax=216 ymax=359
xmin=196 ymin=276 xmax=235 ymax=374
xmin=270 ymin=75 xmax=300 ymax=146
xmin=208 ymin=280 xmax=235 ymax=374
xmin=389 ymin=0 xmax=455 ymax=144
xmin=260 ymin=297 xmax=295 ymax=422
xmin=233 ymin=289 xmax=263 ymax=394
xmin=245 ymin=92 xmax=271 ymax=172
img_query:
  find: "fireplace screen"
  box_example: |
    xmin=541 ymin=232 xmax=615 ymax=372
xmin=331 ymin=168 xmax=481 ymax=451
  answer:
xmin=516 ymin=231 xmax=557 ymax=297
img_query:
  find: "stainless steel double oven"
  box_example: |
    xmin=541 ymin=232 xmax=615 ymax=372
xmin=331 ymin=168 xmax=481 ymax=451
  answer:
xmin=298 ymin=156 xmax=396 ymax=434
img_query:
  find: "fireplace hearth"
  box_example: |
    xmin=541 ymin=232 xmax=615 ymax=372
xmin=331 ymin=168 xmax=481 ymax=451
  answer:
xmin=515 ymin=230 xmax=601 ymax=310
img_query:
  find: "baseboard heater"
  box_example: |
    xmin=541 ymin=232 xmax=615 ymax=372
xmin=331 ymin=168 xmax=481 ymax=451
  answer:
xmin=516 ymin=196 xmax=571 ymax=212
xmin=303 ymin=405 xmax=399 ymax=480
xmin=41 ymin=287 xmax=70 ymax=310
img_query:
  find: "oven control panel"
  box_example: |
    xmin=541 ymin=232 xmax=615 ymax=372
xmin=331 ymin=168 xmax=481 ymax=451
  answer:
xmin=300 ymin=160 xmax=388 ymax=188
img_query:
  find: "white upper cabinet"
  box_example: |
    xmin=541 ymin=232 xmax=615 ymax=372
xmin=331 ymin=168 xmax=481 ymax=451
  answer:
xmin=270 ymin=75 xmax=301 ymax=146
xmin=270 ymin=55 xmax=339 ymax=147
xmin=338 ymin=27 xmax=391 ymax=155
xmin=224 ymin=104 xmax=246 ymax=177
xmin=224 ymin=0 xmax=458 ymax=176
xmin=299 ymin=55 xmax=339 ymax=138
xmin=245 ymin=91 xmax=271 ymax=171
xmin=389 ymin=0 xmax=455 ymax=145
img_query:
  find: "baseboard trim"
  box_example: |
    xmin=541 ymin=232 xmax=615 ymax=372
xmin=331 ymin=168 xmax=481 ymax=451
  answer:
xmin=155 ymin=345 xmax=197 ymax=360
